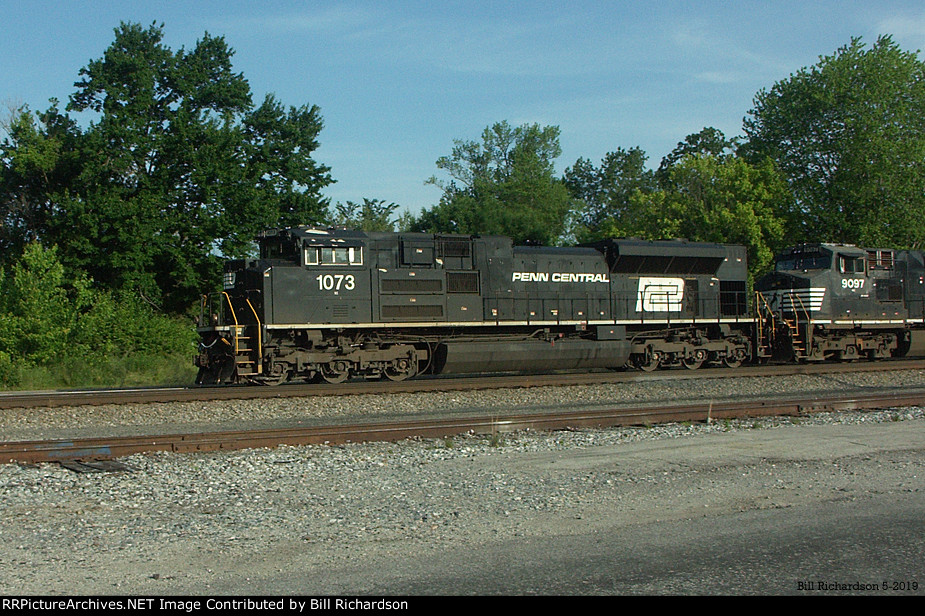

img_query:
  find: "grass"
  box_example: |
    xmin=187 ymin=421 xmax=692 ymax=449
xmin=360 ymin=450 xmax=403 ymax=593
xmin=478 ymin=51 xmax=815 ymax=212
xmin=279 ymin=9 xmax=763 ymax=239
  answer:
xmin=1 ymin=351 xmax=197 ymax=390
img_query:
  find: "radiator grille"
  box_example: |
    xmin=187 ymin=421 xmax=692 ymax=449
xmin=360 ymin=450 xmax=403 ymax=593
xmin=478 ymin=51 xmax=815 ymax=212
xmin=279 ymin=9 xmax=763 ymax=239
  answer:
xmin=447 ymin=271 xmax=479 ymax=294
xmin=381 ymin=305 xmax=444 ymax=319
xmin=381 ymin=278 xmax=443 ymax=293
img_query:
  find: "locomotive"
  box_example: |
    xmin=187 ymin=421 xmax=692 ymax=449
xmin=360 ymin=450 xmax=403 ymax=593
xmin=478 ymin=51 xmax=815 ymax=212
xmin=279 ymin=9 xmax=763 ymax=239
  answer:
xmin=194 ymin=227 xmax=752 ymax=385
xmin=755 ymin=243 xmax=925 ymax=362
xmin=193 ymin=227 xmax=925 ymax=385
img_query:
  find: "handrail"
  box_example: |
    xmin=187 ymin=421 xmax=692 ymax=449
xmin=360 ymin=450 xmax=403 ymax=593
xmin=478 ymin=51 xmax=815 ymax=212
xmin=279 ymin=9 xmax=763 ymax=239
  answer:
xmin=792 ymin=292 xmax=810 ymax=322
xmin=754 ymin=291 xmax=776 ymax=353
xmin=222 ymin=292 xmax=241 ymax=354
xmin=787 ymin=291 xmax=811 ymax=358
xmin=245 ymin=297 xmax=263 ymax=374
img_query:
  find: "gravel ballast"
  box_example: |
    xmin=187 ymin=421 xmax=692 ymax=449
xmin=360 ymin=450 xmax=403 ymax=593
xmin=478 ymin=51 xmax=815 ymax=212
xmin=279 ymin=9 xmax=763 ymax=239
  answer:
xmin=3 ymin=369 xmax=925 ymax=440
xmin=1 ymin=370 xmax=923 ymax=595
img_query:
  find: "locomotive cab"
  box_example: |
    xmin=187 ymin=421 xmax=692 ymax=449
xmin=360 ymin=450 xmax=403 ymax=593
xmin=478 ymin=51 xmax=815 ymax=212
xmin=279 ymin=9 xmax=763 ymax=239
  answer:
xmin=759 ymin=244 xmax=883 ymax=314
xmin=756 ymin=243 xmax=912 ymax=361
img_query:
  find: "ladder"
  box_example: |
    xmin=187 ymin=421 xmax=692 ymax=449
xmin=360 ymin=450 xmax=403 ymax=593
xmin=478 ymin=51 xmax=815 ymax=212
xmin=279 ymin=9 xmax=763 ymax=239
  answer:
xmin=222 ymin=293 xmax=263 ymax=376
xmin=782 ymin=291 xmax=810 ymax=359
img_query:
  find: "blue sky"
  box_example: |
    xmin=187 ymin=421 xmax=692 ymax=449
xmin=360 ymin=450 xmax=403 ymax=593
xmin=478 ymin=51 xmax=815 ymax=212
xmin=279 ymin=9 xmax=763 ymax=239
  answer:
xmin=3 ymin=1 xmax=925 ymax=216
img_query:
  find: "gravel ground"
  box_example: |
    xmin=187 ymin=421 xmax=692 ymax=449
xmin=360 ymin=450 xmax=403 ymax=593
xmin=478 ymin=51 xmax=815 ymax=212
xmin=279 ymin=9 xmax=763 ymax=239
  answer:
xmin=3 ymin=369 xmax=925 ymax=440
xmin=0 ymin=370 xmax=923 ymax=595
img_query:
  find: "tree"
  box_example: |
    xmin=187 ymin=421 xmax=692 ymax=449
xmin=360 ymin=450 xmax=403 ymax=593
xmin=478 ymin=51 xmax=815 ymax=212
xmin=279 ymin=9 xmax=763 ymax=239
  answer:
xmin=743 ymin=35 xmax=925 ymax=247
xmin=0 ymin=22 xmax=333 ymax=312
xmin=328 ymin=198 xmax=401 ymax=231
xmin=411 ymin=121 xmax=571 ymax=245
xmin=0 ymin=103 xmax=83 ymax=263
xmin=0 ymin=242 xmax=77 ymax=365
xmin=0 ymin=241 xmax=195 ymax=388
xmin=610 ymin=154 xmax=789 ymax=282
xmin=656 ymin=127 xmax=737 ymax=185
xmin=563 ymin=147 xmax=655 ymax=242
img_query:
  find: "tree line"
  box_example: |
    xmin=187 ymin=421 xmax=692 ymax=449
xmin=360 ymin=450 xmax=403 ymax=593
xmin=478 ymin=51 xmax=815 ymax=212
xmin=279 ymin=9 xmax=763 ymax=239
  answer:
xmin=2 ymin=23 xmax=924 ymax=386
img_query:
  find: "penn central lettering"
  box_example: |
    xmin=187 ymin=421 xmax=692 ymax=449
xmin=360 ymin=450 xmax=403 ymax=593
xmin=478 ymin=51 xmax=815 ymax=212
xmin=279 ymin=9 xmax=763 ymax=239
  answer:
xmin=512 ymin=272 xmax=610 ymax=283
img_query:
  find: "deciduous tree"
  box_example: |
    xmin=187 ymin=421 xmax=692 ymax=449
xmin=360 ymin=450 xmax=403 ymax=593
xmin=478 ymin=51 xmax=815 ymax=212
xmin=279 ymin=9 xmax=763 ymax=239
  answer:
xmin=563 ymin=147 xmax=655 ymax=242
xmin=615 ymin=154 xmax=790 ymax=282
xmin=0 ymin=22 xmax=333 ymax=312
xmin=743 ymin=36 xmax=925 ymax=247
xmin=328 ymin=198 xmax=401 ymax=232
xmin=412 ymin=121 xmax=571 ymax=245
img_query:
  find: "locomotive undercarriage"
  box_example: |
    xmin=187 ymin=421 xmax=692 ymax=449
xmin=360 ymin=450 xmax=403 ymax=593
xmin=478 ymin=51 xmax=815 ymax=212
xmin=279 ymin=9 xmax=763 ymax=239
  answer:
xmin=196 ymin=328 xmax=430 ymax=385
xmin=196 ymin=323 xmax=754 ymax=385
xmin=773 ymin=324 xmax=901 ymax=363
xmin=628 ymin=326 xmax=751 ymax=372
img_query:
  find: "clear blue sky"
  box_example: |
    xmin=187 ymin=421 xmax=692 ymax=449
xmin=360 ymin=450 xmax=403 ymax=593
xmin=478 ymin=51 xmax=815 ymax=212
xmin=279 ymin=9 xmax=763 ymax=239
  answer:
xmin=2 ymin=1 xmax=924 ymax=216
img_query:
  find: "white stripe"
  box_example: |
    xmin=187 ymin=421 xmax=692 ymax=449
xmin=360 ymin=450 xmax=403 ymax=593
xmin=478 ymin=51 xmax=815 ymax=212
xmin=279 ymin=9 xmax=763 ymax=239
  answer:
xmin=264 ymin=318 xmax=757 ymax=330
xmin=761 ymin=288 xmax=826 ymax=312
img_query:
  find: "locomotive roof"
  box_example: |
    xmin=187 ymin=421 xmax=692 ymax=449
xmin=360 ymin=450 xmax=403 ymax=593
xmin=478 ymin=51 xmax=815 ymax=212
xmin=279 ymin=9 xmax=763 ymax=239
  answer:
xmin=258 ymin=228 xmax=746 ymax=266
xmin=582 ymin=237 xmax=734 ymax=259
xmin=259 ymin=227 xmax=507 ymax=243
xmin=781 ymin=243 xmax=868 ymax=256
xmin=260 ymin=227 xmax=370 ymax=241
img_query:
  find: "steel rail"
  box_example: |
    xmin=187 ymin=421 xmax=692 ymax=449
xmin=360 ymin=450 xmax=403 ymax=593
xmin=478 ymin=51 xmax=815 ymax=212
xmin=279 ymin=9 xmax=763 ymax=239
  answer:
xmin=2 ymin=387 xmax=923 ymax=465
xmin=2 ymin=359 xmax=925 ymax=410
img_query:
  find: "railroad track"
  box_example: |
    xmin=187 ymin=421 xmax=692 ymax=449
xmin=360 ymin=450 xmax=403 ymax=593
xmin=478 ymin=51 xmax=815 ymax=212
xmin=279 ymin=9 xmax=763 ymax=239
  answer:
xmin=2 ymin=358 xmax=925 ymax=410
xmin=2 ymin=386 xmax=923 ymax=466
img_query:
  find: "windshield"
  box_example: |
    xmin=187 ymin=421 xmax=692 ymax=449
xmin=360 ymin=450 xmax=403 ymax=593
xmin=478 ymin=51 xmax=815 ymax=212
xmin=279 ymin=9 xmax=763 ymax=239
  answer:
xmin=775 ymin=252 xmax=831 ymax=272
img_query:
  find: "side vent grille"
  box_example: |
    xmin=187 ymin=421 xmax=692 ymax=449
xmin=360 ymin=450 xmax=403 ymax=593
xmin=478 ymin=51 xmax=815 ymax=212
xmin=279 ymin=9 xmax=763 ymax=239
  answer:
xmin=720 ymin=281 xmax=748 ymax=316
xmin=381 ymin=305 xmax=444 ymax=319
xmin=381 ymin=279 xmax=443 ymax=293
xmin=447 ymin=271 xmax=479 ymax=294
xmin=437 ymin=239 xmax=472 ymax=258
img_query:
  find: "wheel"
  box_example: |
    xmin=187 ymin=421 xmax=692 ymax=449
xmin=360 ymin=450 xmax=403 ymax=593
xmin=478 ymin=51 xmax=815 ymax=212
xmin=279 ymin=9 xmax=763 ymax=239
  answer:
xmin=384 ymin=356 xmax=417 ymax=382
xmin=319 ymin=361 xmax=351 ymax=384
xmin=836 ymin=345 xmax=859 ymax=361
xmin=683 ymin=349 xmax=707 ymax=370
xmin=635 ymin=351 xmax=660 ymax=372
xmin=723 ymin=353 xmax=743 ymax=368
xmin=256 ymin=371 xmax=291 ymax=386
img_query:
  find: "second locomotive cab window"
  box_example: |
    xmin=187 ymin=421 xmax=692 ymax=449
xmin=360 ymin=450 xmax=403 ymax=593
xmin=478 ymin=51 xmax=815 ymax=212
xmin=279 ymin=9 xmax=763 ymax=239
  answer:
xmin=304 ymin=246 xmax=363 ymax=266
xmin=838 ymin=255 xmax=865 ymax=275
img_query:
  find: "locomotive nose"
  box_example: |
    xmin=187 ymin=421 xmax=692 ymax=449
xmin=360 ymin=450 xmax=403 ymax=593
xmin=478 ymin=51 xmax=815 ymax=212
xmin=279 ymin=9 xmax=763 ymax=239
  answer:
xmin=755 ymin=271 xmax=810 ymax=292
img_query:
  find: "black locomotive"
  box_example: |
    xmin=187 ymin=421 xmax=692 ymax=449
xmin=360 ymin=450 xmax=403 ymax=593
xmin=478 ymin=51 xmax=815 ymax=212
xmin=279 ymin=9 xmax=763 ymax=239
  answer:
xmin=755 ymin=243 xmax=925 ymax=362
xmin=194 ymin=228 xmax=925 ymax=385
xmin=195 ymin=227 xmax=753 ymax=384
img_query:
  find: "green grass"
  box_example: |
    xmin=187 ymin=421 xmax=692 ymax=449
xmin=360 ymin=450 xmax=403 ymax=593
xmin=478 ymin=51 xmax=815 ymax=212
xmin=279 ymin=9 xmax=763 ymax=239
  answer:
xmin=2 ymin=352 xmax=197 ymax=390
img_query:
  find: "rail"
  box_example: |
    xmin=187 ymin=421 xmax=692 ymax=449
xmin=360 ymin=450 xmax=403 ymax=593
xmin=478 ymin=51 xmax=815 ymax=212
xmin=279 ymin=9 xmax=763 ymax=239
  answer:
xmin=4 ymin=386 xmax=924 ymax=464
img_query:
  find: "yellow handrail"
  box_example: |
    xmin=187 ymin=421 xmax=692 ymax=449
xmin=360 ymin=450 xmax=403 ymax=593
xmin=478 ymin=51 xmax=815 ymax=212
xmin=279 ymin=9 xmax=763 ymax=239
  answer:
xmin=222 ymin=292 xmax=242 ymax=354
xmin=246 ymin=298 xmax=263 ymax=374
xmin=754 ymin=291 xmax=776 ymax=353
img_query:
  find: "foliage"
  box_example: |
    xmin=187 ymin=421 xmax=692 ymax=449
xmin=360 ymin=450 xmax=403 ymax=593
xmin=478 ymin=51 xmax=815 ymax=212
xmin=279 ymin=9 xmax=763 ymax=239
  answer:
xmin=743 ymin=35 xmax=925 ymax=248
xmin=656 ymin=127 xmax=737 ymax=184
xmin=563 ymin=147 xmax=655 ymax=242
xmin=0 ymin=103 xmax=83 ymax=261
xmin=603 ymin=153 xmax=790 ymax=282
xmin=0 ymin=242 xmax=195 ymax=389
xmin=411 ymin=121 xmax=571 ymax=245
xmin=328 ymin=198 xmax=401 ymax=231
xmin=0 ymin=22 xmax=332 ymax=312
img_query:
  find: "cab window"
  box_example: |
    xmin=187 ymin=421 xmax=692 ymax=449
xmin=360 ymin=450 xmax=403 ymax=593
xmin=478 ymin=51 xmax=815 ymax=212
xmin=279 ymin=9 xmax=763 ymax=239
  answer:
xmin=838 ymin=255 xmax=865 ymax=275
xmin=305 ymin=246 xmax=363 ymax=266
xmin=775 ymin=252 xmax=831 ymax=271
xmin=261 ymin=239 xmax=298 ymax=259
